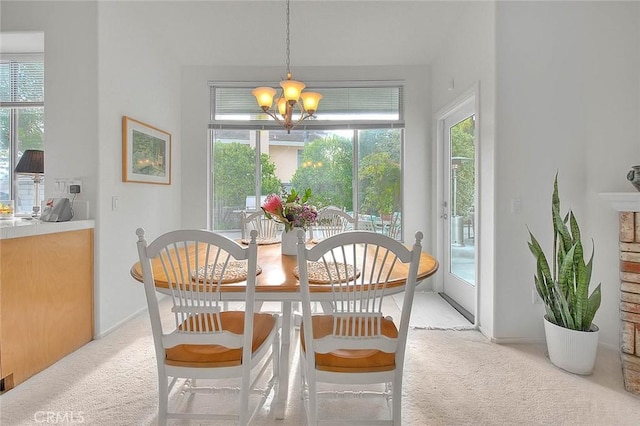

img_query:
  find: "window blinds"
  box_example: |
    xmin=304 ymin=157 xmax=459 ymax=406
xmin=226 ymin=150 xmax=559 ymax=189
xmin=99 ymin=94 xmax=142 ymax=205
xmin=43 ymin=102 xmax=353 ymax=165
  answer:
xmin=0 ymin=56 xmax=44 ymax=106
xmin=210 ymin=83 xmax=404 ymax=130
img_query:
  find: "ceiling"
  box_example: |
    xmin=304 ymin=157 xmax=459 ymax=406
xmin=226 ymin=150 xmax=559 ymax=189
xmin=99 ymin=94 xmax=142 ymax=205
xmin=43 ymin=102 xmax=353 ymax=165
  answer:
xmin=141 ymin=1 xmax=479 ymax=67
xmin=0 ymin=1 xmax=478 ymax=66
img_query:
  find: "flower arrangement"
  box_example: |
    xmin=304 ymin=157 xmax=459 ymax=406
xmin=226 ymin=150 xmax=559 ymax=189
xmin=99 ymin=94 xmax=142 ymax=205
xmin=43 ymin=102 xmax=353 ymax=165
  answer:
xmin=262 ymin=188 xmax=318 ymax=232
xmin=0 ymin=200 xmax=14 ymax=218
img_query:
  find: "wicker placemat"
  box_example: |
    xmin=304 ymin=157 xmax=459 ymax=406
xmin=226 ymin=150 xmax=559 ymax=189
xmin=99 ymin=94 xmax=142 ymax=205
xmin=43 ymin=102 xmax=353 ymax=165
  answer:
xmin=293 ymin=262 xmax=360 ymax=284
xmin=192 ymin=261 xmax=262 ymax=284
xmin=240 ymin=237 xmax=280 ymax=245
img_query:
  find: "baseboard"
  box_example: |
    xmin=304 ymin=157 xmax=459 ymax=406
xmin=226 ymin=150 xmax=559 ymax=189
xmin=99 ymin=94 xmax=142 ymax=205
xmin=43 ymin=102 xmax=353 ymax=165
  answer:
xmin=599 ymin=341 xmax=618 ymax=351
xmin=489 ymin=336 xmax=618 ymax=352
xmin=94 ymin=305 xmax=149 ymax=339
xmin=490 ymin=336 xmax=546 ymax=345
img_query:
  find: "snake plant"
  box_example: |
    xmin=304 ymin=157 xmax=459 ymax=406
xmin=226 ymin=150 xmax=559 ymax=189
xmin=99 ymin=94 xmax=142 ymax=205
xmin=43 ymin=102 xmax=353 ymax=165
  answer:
xmin=527 ymin=174 xmax=601 ymax=331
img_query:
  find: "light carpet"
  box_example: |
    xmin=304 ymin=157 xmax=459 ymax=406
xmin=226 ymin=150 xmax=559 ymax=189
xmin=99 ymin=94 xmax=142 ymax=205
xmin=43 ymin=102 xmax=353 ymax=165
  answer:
xmin=393 ymin=291 xmax=474 ymax=330
xmin=1 ymin=306 xmax=639 ymax=425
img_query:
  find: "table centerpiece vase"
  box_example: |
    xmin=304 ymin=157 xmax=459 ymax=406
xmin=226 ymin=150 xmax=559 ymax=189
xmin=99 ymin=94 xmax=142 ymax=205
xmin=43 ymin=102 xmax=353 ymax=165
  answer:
xmin=281 ymin=227 xmax=303 ymax=256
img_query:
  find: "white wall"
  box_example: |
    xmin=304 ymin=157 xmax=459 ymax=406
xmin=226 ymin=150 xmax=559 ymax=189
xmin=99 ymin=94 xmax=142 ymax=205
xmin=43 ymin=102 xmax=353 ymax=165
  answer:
xmin=1 ymin=1 xmax=98 ymax=225
xmin=1 ymin=1 xmax=101 ymax=326
xmin=95 ymin=2 xmax=183 ymax=335
xmin=494 ymin=1 xmax=640 ymax=347
xmin=3 ymin=3 xmax=99 ymax=211
xmin=2 ymin=0 xmax=440 ymax=337
xmin=4 ymin=1 xmax=639 ymax=347
xmin=431 ymin=1 xmax=640 ymax=348
xmin=136 ymin=1 xmax=440 ymax=334
xmin=430 ymin=2 xmax=496 ymax=337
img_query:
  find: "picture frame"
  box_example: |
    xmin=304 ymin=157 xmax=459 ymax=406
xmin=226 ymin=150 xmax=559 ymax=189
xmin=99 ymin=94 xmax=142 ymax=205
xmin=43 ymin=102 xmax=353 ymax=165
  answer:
xmin=122 ymin=116 xmax=172 ymax=185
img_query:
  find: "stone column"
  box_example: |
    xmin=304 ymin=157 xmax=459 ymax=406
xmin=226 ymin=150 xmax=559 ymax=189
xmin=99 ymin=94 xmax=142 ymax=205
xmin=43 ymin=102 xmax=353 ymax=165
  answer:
xmin=618 ymin=212 xmax=640 ymax=395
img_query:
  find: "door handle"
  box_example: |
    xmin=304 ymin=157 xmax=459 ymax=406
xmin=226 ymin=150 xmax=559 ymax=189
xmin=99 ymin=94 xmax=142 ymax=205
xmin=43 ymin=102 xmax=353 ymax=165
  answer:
xmin=441 ymin=201 xmax=448 ymax=219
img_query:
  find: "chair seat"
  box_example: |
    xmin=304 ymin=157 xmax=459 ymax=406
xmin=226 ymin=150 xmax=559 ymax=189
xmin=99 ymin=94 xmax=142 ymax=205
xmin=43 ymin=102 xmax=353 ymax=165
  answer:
xmin=301 ymin=315 xmax=398 ymax=373
xmin=165 ymin=311 xmax=276 ymax=368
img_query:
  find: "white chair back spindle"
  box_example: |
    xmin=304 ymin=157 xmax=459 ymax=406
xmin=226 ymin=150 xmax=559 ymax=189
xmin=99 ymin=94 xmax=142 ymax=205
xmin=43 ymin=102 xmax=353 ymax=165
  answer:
xmin=311 ymin=208 xmax=357 ymax=243
xmin=241 ymin=210 xmax=281 ymax=243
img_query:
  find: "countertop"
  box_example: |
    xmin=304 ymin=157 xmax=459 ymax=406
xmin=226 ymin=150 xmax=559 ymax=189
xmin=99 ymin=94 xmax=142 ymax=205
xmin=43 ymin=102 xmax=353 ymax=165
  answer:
xmin=0 ymin=218 xmax=95 ymax=240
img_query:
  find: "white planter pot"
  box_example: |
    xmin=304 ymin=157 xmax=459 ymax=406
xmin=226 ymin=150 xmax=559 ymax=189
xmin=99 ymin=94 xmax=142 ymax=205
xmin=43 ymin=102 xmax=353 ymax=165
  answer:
xmin=543 ymin=316 xmax=599 ymax=375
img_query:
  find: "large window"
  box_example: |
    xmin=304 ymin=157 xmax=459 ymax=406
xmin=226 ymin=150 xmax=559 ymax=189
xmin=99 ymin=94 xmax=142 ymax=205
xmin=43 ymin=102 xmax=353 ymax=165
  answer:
xmin=209 ymin=82 xmax=404 ymax=240
xmin=0 ymin=55 xmax=44 ymax=213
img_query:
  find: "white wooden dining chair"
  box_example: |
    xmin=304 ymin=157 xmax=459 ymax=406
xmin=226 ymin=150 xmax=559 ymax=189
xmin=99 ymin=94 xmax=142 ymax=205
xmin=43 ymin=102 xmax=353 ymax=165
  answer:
xmin=310 ymin=208 xmax=356 ymax=243
xmin=295 ymin=230 xmax=423 ymax=425
xmin=136 ymin=228 xmax=280 ymax=426
xmin=386 ymin=213 xmax=402 ymax=240
xmin=241 ymin=210 xmax=284 ymax=312
xmin=241 ymin=210 xmax=282 ymax=243
xmin=355 ymin=214 xmax=377 ymax=232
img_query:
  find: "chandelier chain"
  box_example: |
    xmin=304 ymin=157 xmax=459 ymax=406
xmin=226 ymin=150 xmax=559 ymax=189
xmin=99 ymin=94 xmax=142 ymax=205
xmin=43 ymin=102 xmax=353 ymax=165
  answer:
xmin=285 ymin=0 xmax=290 ymax=76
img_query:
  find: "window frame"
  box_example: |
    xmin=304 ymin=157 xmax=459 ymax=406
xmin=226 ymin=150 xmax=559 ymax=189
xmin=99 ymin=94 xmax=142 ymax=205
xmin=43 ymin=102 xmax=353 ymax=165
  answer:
xmin=0 ymin=53 xmax=44 ymax=206
xmin=208 ymin=81 xmax=405 ymax=239
xmin=208 ymin=127 xmax=405 ymax=239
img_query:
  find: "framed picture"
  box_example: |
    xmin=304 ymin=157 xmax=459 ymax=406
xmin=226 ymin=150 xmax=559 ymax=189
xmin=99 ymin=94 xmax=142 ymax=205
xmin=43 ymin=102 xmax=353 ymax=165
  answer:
xmin=122 ymin=116 xmax=172 ymax=185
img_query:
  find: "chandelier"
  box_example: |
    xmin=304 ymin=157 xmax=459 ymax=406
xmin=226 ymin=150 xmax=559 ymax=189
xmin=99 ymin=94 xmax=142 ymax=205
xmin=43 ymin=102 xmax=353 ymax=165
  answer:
xmin=252 ymin=0 xmax=322 ymax=134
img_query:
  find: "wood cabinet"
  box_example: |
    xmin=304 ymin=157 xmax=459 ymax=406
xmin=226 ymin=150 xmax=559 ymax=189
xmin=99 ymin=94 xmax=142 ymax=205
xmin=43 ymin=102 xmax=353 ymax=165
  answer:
xmin=0 ymin=228 xmax=93 ymax=391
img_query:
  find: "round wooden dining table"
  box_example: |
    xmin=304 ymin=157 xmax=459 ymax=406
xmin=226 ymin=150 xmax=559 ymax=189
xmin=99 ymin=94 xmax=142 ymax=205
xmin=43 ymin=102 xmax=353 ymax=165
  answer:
xmin=130 ymin=240 xmax=438 ymax=294
xmin=130 ymin=240 xmax=438 ymax=419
